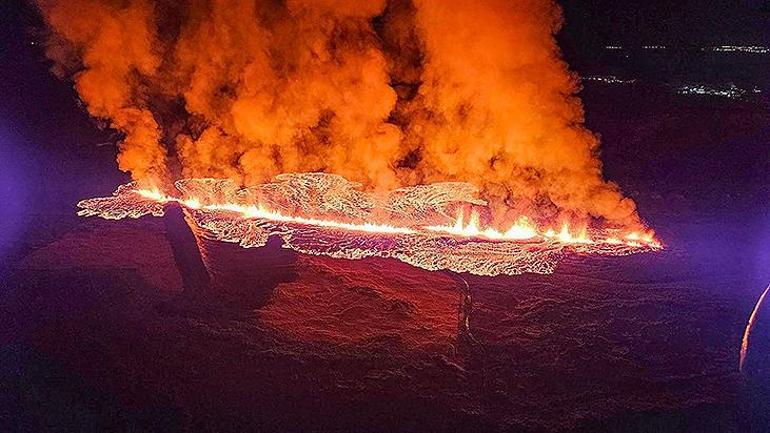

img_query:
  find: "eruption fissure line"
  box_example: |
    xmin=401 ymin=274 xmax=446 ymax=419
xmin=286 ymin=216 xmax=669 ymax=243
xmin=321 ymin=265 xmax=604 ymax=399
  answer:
xmin=137 ymin=188 xmax=418 ymax=235
xmin=77 ymin=175 xmax=662 ymax=277
xmin=134 ymin=188 xmax=659 ymax=248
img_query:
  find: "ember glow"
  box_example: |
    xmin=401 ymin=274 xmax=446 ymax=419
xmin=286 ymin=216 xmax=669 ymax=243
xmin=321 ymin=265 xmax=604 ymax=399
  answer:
xmin=425 ymin=211 xmax=539 ymax=241
xmin=136 ymin=187 xmax=418 ymax=236
xmin=78 ymin=174 xmax=660 ymax=277
xmin=740 ymin=284 xmax=770 ymax=373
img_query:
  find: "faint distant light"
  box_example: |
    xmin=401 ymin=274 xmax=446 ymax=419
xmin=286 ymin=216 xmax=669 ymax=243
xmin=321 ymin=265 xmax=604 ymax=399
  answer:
xmin=708 ymin=45 xmax=769 ymax=54
xmin=604 ymin=44 xmax=769 ymax=54
xmin=676 ymin=83 xmax=749 ymax=99
xmin=582 ymin=75 xmax=636 ymax=84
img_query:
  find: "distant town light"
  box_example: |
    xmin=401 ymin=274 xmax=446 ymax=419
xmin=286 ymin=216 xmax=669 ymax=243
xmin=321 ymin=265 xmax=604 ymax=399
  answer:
xmin=582 ymin=75 xmax=636 ymax=84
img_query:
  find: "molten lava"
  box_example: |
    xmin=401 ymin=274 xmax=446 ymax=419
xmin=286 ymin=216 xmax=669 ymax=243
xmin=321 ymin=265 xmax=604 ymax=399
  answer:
xmin=136 ymin=188 xmax=418 ymax=235
xmin=78 ymin=173 xmax=660 ymax=277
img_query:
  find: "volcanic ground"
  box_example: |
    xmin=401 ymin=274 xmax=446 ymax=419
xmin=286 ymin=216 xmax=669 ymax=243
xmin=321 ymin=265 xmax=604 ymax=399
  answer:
xmin=2 ymin=8 xmax=770 ymax=433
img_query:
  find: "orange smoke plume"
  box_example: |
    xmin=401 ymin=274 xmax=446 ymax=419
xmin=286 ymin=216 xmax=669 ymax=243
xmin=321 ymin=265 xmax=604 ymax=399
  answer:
xmin=36 ymin=0 xmax=644 ymax=229
xmin=37 ymin=0 xmax=166 ymax=183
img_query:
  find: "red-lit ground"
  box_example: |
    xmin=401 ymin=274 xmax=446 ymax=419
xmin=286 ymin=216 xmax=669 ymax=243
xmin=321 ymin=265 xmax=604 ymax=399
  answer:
xmin=2 ymin=188 xmax=768 ymax=432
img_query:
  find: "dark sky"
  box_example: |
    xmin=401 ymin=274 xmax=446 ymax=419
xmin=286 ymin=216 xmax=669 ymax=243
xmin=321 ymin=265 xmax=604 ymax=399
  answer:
xmin=7 ymin=0 xmax=770 ymax=46
xmin=3 ymin=1 xmax=768 ymax=59
xmin=560 ymin=0 xmax=769 ymax=47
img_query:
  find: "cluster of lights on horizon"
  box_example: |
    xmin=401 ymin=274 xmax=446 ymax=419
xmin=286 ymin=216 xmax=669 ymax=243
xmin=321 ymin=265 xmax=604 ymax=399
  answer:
xmin=676 ymin=83 xmax=761 ymax=99
xmin=603 ymin=44 xmax=769 ymax=54
xmin=709 ymin=45 xmax=769 ymax=54
xmin=582 ymin=75 xmax=637 ymax=84
xmin=581 ymin=74 xmax=762 ymax=101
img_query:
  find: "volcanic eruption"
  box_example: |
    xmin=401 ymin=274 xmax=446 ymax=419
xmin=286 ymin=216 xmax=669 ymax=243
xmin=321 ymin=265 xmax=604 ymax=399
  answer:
xmin=37 ymin=0 xmax=660 ymax=275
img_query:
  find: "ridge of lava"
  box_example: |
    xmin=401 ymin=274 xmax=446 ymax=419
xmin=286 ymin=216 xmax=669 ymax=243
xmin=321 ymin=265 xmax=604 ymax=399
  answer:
xmin=77 ymin=173 xmax=661 ymax=277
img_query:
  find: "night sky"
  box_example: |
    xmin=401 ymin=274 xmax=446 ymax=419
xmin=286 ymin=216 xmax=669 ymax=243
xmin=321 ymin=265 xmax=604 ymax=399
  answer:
xmin=560 ymin=0 xmax=769 ymax=45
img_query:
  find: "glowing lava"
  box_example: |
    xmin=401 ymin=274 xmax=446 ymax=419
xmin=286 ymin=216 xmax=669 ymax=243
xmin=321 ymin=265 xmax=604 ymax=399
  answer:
xmin=425 ymin=210 xmax=538 ymax=241
xmin=136 ymin=188 xmax=657 ymax=248
xmin=740 ymin=284 xmax=770 ymax=373
xmin=136 ymin=188 xmax=418 ymax=236
xmin=77 ymin=174 xmax=661 ymax=276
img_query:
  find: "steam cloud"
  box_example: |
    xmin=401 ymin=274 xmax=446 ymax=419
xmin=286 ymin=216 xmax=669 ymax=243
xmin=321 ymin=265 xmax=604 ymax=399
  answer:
xmin=36 ymin=0 xmax=642 ymax=228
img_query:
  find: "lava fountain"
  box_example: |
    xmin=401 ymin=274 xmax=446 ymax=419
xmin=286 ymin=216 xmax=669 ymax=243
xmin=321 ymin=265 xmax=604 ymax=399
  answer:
xmin=78 ymin=173 xmax=660 ymax=277
xmin=41 ymin=1 xmax=663 ymax=277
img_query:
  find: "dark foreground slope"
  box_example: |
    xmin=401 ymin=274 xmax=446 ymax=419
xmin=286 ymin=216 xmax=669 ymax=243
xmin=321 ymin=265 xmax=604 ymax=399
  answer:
xmin=0 ymin=183 xmax=767 ymax=433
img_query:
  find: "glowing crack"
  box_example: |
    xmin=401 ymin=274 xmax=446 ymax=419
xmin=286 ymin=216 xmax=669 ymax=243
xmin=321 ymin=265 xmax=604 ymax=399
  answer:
xmin=78 ymin=173 xmax=661 ymax=277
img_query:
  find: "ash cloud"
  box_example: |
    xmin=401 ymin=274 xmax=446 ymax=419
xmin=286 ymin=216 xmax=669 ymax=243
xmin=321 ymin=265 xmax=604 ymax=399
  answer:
xmin=36 ymin=0 xmax=642 ymax=228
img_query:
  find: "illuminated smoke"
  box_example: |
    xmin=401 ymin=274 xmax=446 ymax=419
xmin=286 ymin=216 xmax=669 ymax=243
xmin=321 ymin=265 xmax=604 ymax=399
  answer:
xmin=37 ymin=0 xmax=166 ymax=182
xmin=37 ymin=0 xmax=644 ymax=229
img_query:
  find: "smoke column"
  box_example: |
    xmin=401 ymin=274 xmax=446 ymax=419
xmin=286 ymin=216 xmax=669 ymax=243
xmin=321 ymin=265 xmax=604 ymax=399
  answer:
xmin=35 ymin=0 xmax=644 ymax=229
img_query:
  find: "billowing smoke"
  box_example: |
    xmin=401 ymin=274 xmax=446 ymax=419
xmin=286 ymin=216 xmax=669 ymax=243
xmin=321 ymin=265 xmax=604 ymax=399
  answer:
xmin=36 ymin=0 xmax=642 ymax=228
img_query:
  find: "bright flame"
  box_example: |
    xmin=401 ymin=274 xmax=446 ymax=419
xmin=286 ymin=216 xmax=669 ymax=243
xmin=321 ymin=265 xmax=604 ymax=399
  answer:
xmin=503 ymin=216 xmax=539 ymax=240
xmin=425 ymin=210 xmax=538 ymax=241
xmin=76 ymin=177 xmax=664 ymax=277
xmin=625 ymin=231 xmax=661 ymax=249
xmin=132 ymin=185 xmax=660 ymax=248
xmin=137 ymin=188 xmax=169 ymax=202
xmin=418 ymin=209 xmax=656 ymax=248
xmin=137 ymin=188 xmax=417 ymax=235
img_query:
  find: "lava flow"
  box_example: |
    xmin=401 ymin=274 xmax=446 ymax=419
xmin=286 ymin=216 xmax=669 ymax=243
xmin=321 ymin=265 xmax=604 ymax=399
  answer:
xmin=43 ymin=0 xmax=662 ymax=277
xmin=78 ymin=173 xmax=660 ymax=277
